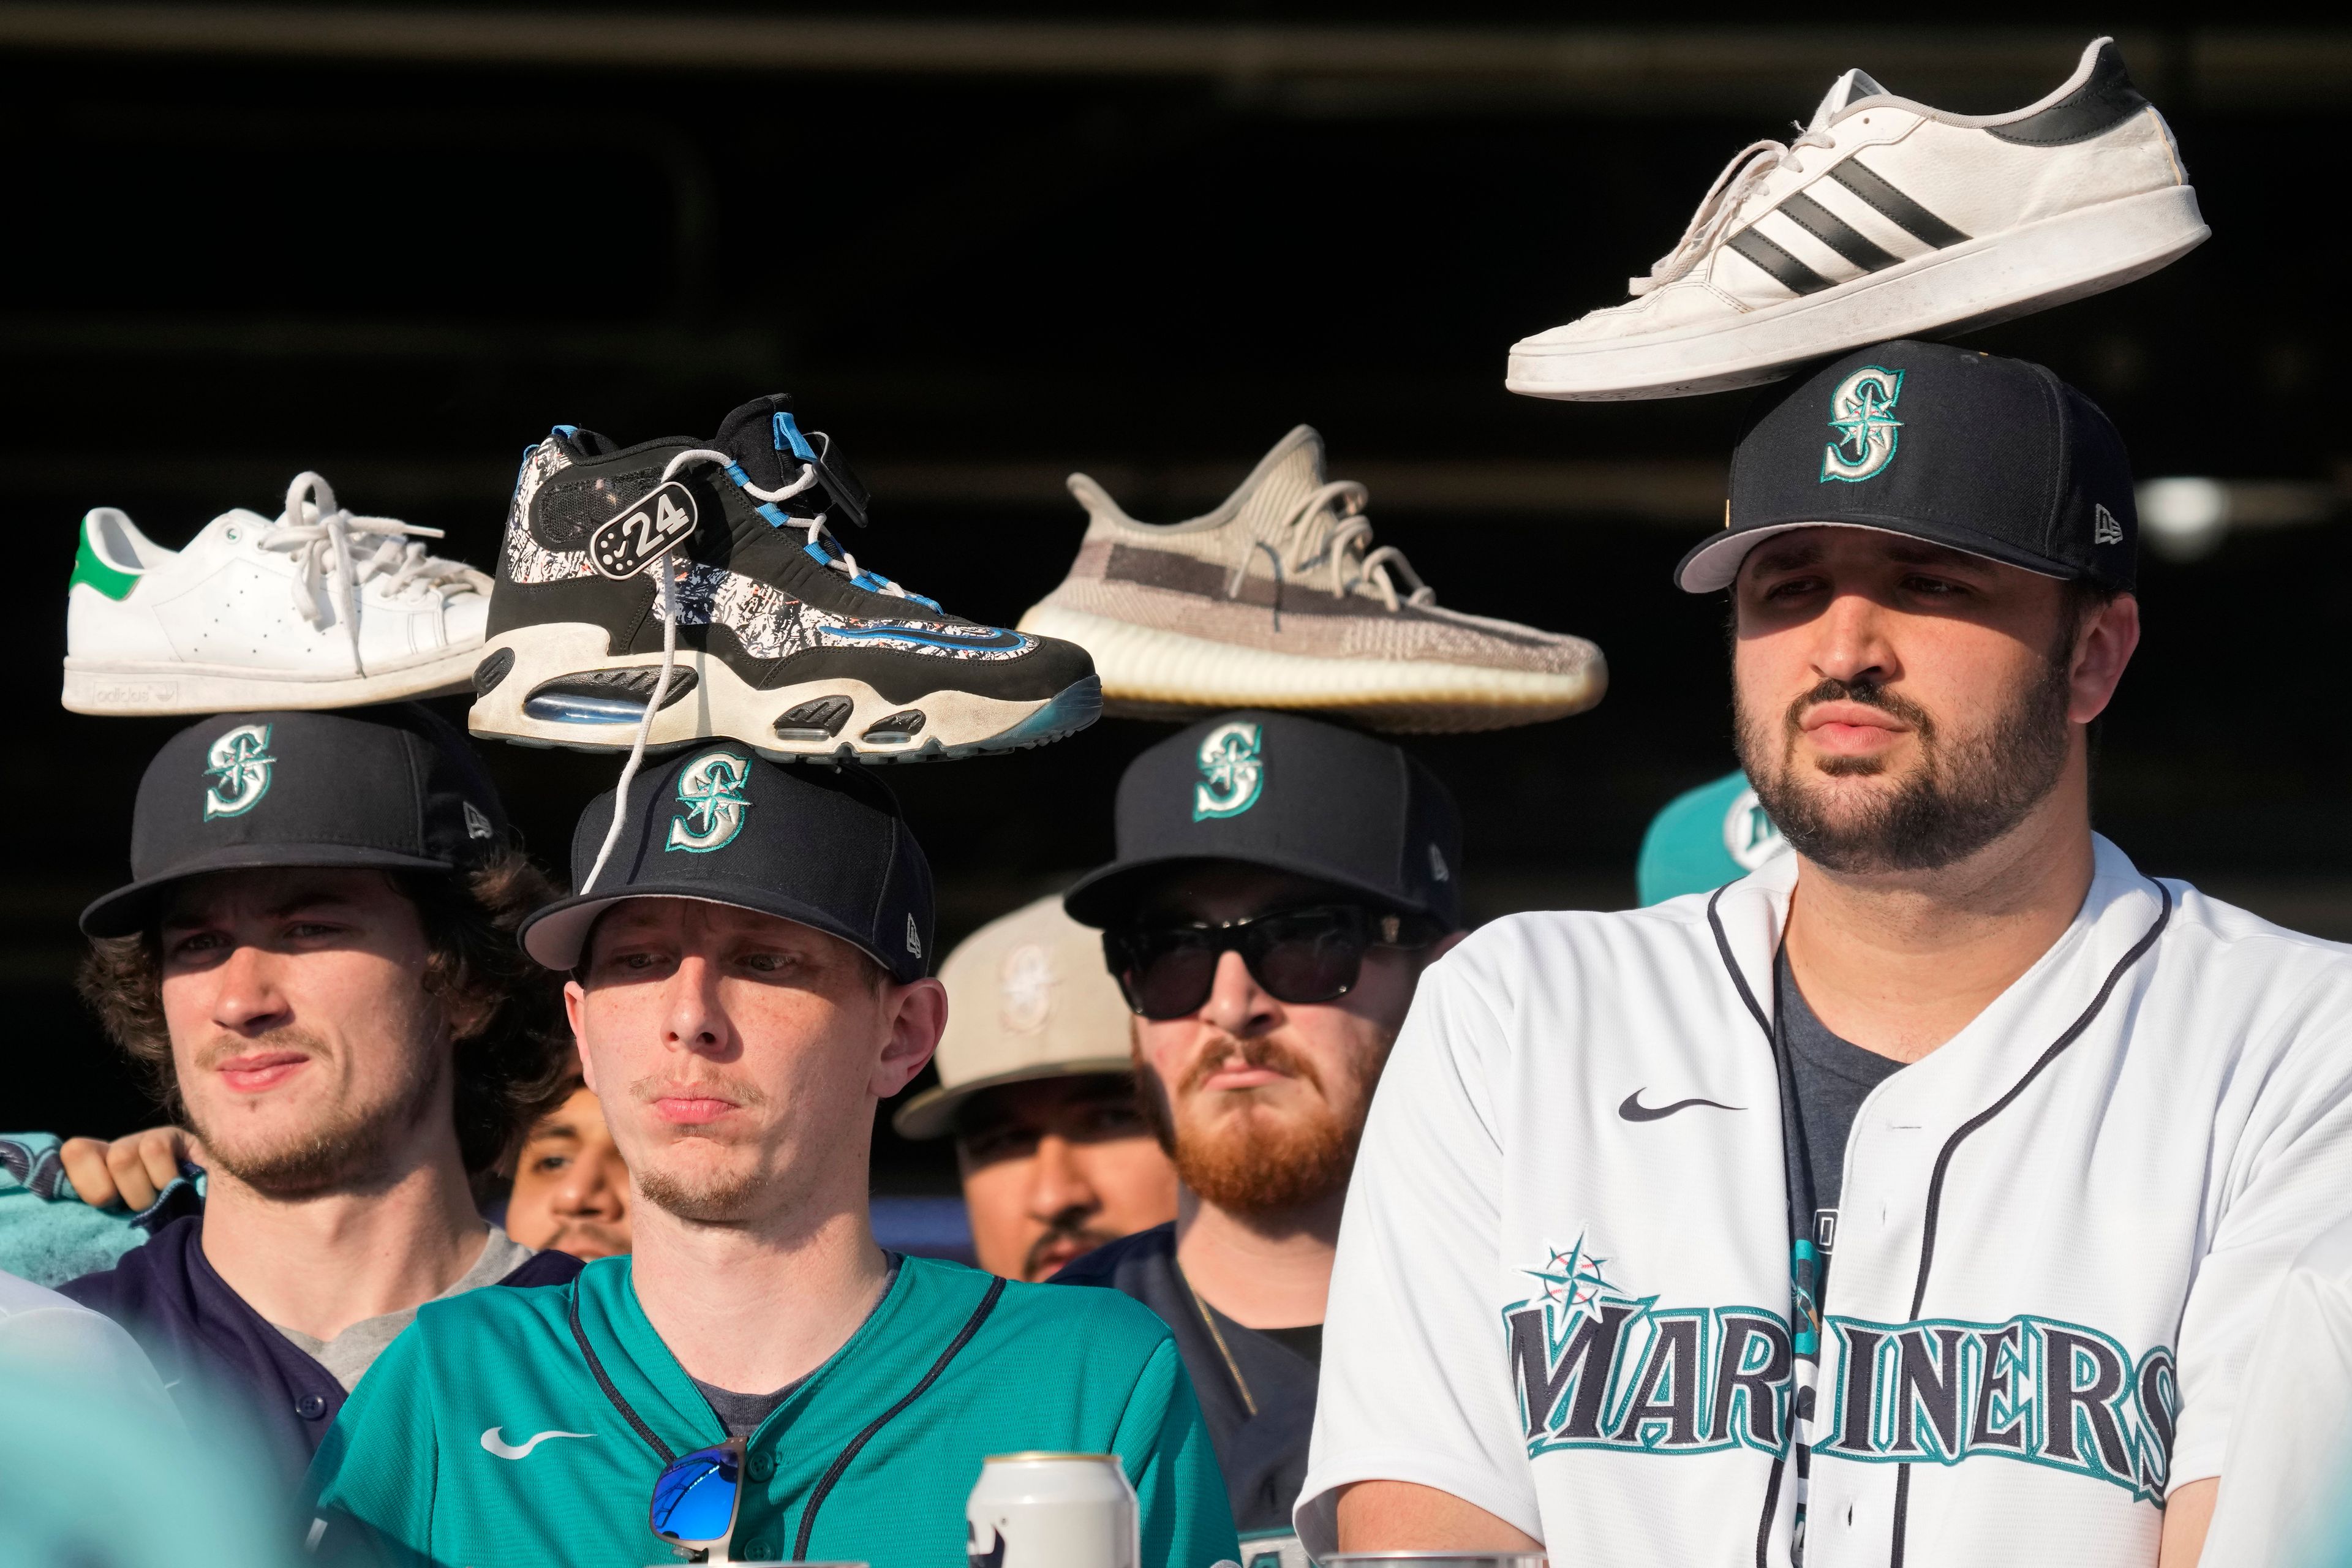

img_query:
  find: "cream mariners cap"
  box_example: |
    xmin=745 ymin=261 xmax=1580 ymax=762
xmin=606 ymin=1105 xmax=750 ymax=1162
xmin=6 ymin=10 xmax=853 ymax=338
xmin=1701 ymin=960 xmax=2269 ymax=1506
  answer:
xmin=892 ymin=894 xmax=1135 ymax=1140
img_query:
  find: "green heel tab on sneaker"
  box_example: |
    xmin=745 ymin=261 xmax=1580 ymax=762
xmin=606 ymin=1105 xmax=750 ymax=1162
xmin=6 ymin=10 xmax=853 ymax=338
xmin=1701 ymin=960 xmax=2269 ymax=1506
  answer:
xmin=70 ymin=525 xmax=140 ymax=600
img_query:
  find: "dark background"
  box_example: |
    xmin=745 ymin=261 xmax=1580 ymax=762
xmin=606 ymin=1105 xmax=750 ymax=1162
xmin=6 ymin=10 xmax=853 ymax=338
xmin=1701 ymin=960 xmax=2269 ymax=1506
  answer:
xmin=6 ymin=5 xmax=2345 ymax=1194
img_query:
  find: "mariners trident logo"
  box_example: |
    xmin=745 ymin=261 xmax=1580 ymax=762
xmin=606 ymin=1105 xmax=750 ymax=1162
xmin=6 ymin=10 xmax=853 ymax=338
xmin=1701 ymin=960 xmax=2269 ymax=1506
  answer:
xmin=1193 ymin=721 xmax=1265 ymax=821
xmin=1820 ymin=365 xmax=1905 ymax=483
xmin=666 ymin=750 xmax=752 ymax=853
xmin=203 ymin=723 xmax=276 ymax=821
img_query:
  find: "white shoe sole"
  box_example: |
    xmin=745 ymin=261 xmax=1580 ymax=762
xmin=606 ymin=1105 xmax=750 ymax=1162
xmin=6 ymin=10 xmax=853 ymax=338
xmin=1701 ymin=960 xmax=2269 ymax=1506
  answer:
xmin=1506 ymin=185 xmax=2208 ymax=401
xmin=1017 ymin=603 xmax=1605 ymax=734
xmin=465 ymin=622 xmax=1099 ymax=763
xmin=61 ymin=649 xmax=477 ymax=714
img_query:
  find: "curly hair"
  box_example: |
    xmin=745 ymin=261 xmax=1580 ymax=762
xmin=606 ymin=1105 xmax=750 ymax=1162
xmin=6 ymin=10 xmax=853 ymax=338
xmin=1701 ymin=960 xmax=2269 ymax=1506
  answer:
xmin=76 ymin=851 xmax=573 ymax=1178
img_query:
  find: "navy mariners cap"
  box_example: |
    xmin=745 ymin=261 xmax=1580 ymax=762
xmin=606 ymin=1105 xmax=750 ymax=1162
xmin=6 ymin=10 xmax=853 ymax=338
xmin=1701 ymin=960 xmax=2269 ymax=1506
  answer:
xmin=1676 ymin=340 xmax=2138 ymax=595
xmin=1062 ymin=710 xmax=1463 ymax=930
xmin=80 ymin=706 xmax=509 ymax=938
xmin=519 ymin=744 xmax=935 ymax=982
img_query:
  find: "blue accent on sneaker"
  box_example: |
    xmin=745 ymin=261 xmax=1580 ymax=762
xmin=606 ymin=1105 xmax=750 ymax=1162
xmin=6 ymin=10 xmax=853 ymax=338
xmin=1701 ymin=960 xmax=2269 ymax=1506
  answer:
xmin=905 ymin=591 xmax=943 ymax=612
xmin=773 ymin=412 xmax=818 ymax=462
xmin=551 ymin=424 xmax=579 ymax=439
xmin=804 ymin=538 xmax=836 ymax=568
xmin=824 ymin=624 xmax=1031 ymax=652
xmin=755 ymin=500 xmax=794 ymax=529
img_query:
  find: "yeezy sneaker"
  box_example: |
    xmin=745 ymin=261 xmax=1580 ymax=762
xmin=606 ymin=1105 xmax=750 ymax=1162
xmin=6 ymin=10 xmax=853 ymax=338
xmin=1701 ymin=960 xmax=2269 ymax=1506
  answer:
xmin=468 ymin=394 xmax=1099 ymax=762
xmin=1017 ymin=426 xmax=1605 ymax=733
xmin=1506 ymin=38 xmax=2206 ymax=401
xmin=62 ymin=474 xmax=490 ymax=715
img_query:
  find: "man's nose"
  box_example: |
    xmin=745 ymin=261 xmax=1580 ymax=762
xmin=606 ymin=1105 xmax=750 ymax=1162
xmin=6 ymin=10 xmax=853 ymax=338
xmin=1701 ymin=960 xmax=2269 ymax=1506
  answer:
xmin=663 ymin=956 xmax=728 ymax=1054
xmin=1026 ymin=1133 xmax=1099 ymax=1221
xmin=1196 ymin=948 xmax=1279 ymax=1037
xmin=1809 ymin=589 xmax=1901 ymax=688
xmin=555 ymin=1150 xmax=626 ymax=1218
xmin=211 ymin=944 xmax=292 ymax=1033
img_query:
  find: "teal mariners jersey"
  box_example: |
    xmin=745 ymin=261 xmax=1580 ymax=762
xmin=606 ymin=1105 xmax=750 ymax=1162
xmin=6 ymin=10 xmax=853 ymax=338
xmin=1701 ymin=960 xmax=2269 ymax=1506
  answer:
xmin=304 ymin=1253 xmax=1239 ymax=1568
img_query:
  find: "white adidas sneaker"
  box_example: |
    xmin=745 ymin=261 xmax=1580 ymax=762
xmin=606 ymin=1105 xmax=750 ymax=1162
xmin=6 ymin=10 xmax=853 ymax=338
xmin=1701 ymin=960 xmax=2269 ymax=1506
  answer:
xmin=1018 ymin=426 xmax=1604 ymax=733
xmin=1507 ymin=37 xmax=2207 ymax=402
xmin=63 ymin=473 xmax=491 ymax=715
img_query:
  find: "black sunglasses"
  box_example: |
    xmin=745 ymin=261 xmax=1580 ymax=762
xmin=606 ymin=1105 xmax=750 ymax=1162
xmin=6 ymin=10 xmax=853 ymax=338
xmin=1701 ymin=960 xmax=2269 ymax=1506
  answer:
xmin=1102 ymin=903 xmax=1434 ymax=1021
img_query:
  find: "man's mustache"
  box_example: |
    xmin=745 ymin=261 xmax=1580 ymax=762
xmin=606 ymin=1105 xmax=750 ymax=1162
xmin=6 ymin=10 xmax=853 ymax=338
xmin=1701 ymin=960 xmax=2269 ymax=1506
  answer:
xmin=1784 ymin=676 xmax=1939 ymax=741
xmin=1179 ymin=1031 xmax=1323 ymax=1095
xmin=193 ymin=1026 xmax=328 ymax=1071
xmin=625 ymin=1073 xmax=770 ymax=1109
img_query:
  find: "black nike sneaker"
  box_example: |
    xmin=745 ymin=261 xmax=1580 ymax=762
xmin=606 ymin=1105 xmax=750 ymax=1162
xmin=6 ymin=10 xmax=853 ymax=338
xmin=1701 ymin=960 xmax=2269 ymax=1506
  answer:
xmin=468 ymin=395 xmax=1100 ymax=762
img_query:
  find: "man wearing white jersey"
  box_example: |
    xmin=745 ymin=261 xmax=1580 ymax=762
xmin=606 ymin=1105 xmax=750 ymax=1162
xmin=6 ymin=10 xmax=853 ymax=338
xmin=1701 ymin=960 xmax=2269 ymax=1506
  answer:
xmin=1301 ymin=341 xmax=2352 ymax=1568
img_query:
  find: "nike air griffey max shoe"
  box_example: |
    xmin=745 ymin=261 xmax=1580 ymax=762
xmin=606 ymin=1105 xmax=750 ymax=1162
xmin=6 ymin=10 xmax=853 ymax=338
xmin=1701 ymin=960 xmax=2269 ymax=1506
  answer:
xmin=1017 ymin=426 xmax=1604 ymax=733
xmin=1506 ymin=38 xmax=2207 ymax=401
xmin=468 ymin=394 xmax=1099 ymax=763
xmin=62 ymin=473 xmax=490 ymax=715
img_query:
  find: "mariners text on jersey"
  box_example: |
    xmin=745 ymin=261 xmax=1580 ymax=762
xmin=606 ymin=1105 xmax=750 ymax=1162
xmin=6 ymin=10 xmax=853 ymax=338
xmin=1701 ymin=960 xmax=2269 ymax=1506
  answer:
xmin=1301 ymin=839 xmax=2352 ymax=1568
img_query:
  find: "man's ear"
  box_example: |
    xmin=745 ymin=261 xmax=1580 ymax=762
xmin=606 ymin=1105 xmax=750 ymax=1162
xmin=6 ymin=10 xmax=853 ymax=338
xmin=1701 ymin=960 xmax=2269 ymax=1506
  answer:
xmin=871 ymin=976 xmax=947 ymax=1099
xmin=2069 ymin=591 xmax=2139 ymax=726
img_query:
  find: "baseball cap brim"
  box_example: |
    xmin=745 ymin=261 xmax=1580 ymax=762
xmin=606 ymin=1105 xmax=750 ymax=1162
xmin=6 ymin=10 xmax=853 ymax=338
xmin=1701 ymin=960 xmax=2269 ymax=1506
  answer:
xmin=520 ymin=884 xmax=906 ymax=975
xmin=1063 ymin=851 xmax=1439 ymax=930
xmin=80 ymin=842 xmax=460 ymax=938
xmin=891 ymin=1055 xmax=1138 ymax=1141
xmin=1676 ymin=517 xmax=2078 ymax=595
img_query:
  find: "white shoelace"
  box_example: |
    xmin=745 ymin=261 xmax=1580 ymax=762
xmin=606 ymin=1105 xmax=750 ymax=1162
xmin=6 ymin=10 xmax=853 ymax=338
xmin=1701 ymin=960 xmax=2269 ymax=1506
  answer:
xmin=578 ymin=444 xmax=903 ymax=894
xmin=1231 ymin=479 xmax=1434 ymax=616
xmin=260 ymin=472 xmax=488 ymax=677
xmin=1627 ymin=124 xmax=1836 ymax=297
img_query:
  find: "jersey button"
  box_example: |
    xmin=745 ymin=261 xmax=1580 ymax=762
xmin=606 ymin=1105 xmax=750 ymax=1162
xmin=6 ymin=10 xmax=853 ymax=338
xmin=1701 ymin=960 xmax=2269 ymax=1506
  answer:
xmin=739 ymin=1540 xmax=772 ymax=1560
xmin=747 ymin=1452 xmax=776 ymax=1480
xmin=294 ymin=1393 xmax=329 ymax=1420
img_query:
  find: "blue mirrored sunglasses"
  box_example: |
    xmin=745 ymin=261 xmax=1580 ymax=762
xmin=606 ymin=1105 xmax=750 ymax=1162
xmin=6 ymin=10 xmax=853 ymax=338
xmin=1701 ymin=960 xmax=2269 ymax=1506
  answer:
xmin=649 ymin=1439 xmax=744 ymax=1555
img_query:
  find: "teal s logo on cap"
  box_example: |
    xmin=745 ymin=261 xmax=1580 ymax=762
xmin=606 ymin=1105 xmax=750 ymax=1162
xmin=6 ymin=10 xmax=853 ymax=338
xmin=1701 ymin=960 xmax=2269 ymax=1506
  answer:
xmin=1820 ymin=365 xmax=1905 ymax=483
xmin=202 ymin=723 xmax=275 ymax=821
xmin=1193 ymin=721 xmax=1264 ymax=821
xmin=666 ymin=750 xmax=752 ymax=853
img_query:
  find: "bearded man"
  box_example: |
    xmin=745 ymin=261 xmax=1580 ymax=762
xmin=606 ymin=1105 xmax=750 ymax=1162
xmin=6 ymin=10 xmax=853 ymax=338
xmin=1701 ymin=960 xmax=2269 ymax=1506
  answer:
xmin=1057 ymin=711 xmax=1466 ymax=1568
xmin=1303 ymin=343 xmax=2352 ymax=1568
xmin=61 ymin=707 xmax=578 ymax=1485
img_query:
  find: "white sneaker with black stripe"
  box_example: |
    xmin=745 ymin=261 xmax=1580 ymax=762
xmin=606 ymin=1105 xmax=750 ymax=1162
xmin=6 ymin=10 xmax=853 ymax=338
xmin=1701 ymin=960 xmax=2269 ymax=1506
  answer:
xmin=1506 ymin=38 xmax=2207 ymax=402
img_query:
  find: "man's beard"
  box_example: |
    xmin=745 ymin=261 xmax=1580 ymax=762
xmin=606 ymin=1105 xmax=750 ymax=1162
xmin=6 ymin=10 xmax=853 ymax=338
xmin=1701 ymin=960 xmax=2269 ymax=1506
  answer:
xmin=628 ymin=1072 xmax=774 ymax=1223
xmin=187 ymin=1028 xmax=443 ymax=1197
xmin=1137 ymin=1031 xmax=1382 ymax=1217
xmin=1736 ymin=637 xmax=2076 ymax=875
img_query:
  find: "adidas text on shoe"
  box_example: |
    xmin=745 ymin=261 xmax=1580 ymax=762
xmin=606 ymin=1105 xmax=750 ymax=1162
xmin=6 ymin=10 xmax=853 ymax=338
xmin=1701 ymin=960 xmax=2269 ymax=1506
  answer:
xmin=467 ymin=394 xmax=1100 ymax=763
xmin=1017 ymin=426 xmax=1604 ymax=734
xmin=1506 ymin=38 xmax=2207 ymax=402
xmin=62 ymin=474 xmax=491 ymax=715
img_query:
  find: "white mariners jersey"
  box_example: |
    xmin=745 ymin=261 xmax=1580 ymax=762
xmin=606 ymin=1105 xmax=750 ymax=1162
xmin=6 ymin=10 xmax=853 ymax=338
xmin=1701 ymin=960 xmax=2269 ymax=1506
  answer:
xmin=2200 ymin=1214 xmax=2352 ymax=1567
xmin=1300 ymin=837 xmax=2352 ymax=1567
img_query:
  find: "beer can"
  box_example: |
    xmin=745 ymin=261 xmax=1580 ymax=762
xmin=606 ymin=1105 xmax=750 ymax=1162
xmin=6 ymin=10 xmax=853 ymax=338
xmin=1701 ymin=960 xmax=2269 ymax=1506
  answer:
xmin=966 ymin=1452 xmax=1137 ymax=1568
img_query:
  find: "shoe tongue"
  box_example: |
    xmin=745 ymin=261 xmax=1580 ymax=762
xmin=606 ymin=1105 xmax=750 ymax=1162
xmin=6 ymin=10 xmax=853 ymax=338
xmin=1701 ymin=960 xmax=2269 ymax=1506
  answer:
xmin=710 ymin=393 xmax=871 ymax=527
xmin=1808 ymin=67 xmax=1887 ymax=129
xmin=1232 ymin=425 xmax=1330 ymax=528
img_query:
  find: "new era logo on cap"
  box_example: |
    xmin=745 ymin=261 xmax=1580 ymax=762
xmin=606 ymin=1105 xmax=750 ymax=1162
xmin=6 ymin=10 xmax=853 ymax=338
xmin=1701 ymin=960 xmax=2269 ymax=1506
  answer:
xmin=2095 ymin=504 xmax=2124 ymax=546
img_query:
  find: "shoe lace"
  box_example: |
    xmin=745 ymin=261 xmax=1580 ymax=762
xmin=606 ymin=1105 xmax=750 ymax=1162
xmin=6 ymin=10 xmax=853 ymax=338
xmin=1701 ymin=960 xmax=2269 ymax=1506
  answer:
xmin=1233 ymin=479 xmax=1435 ymax=617
xmin=259 ymin=472 xmax=489 ymax=676
xmin=1627 ymin=124 xmax=1836 ymax=297
xmin=579 ymin=441 xmax=921 ymax=894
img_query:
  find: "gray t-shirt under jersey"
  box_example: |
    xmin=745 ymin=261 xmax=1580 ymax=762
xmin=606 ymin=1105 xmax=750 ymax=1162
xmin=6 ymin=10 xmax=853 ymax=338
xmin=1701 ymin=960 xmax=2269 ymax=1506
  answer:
xmin=273 ymin=1225 xmax=536 ymax=1390
xmin=1776 ymin=948 xmax=1904 ymax=1238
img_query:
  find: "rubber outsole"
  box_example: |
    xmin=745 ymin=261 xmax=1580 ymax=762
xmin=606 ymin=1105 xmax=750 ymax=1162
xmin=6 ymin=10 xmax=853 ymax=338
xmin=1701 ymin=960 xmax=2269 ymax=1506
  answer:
xmin=1506 ymin=185 xmax=2208 ymax=402
xmin=61 ymin=652 xmax=478 ymax=715
xmin=1017 ymin=602 xmax=1605 ymax=734
xmin=465 ymin=623 xmax=1100 ymax=764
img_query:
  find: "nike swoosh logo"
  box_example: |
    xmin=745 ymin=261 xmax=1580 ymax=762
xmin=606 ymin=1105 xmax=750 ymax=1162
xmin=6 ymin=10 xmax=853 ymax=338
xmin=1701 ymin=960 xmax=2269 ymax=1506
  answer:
xmin=480 ymin=1427 xmax=596 ymax=1460
xmin=1618 ymin=1090 xmax=1743 ymax=1122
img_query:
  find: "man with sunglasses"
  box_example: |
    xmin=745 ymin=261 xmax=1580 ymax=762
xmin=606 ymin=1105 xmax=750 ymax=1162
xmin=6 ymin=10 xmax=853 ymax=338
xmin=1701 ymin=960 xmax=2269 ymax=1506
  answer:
xmin=305 ymin=746 xmax=1238 ymax=1568
xmin=1058 ymin=712 xmax=1465 ymax=1568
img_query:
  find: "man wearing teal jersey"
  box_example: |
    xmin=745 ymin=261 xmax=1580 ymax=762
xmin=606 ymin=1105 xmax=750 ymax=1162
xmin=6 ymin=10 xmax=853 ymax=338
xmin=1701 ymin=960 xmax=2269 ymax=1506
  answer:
xmin=307 ymin=747 xmax=1238 ymax=1568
